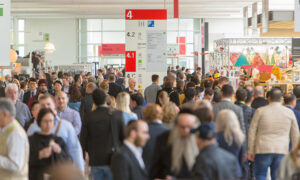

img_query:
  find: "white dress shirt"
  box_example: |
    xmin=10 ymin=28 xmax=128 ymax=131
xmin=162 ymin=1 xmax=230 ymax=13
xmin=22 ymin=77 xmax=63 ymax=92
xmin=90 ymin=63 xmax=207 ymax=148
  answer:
xmin=124 ymin=140 xmax=145 ymax=169
xmin=0 ymin=120 xmax=27 ymax=172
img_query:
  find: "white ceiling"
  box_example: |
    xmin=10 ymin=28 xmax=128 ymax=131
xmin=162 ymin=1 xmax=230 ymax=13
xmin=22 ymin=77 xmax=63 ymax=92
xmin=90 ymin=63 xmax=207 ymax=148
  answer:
xmin=11 ymin=0 xmax=272 ymax=19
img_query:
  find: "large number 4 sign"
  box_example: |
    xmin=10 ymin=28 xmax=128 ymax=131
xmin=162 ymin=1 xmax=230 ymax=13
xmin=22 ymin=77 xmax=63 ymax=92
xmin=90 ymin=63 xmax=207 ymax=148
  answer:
xmin=126 ymin=10 xmax=133 ymax=19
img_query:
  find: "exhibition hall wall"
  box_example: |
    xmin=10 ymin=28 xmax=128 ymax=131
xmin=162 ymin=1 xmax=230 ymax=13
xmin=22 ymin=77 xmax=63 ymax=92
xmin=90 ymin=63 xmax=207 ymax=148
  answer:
xmin=12 ymin=17 xmax=243 ymax=67
xmin=23 ymin=18 xmax=78 ymax=66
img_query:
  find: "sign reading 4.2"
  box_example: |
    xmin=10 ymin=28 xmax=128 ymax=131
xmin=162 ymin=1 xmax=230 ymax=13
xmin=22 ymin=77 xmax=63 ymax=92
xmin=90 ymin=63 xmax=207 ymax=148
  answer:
xmin=127 ymin=32 xmax=135 ymax=37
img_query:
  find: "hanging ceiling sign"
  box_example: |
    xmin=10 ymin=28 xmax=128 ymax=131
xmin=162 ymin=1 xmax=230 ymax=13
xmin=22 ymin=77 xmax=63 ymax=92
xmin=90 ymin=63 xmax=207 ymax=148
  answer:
xmin=125 ymin=9 xmax=167 ymax=89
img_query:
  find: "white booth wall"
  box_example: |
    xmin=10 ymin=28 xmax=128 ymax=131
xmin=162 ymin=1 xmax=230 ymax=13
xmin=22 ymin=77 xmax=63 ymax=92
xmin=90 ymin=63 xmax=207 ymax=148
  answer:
xmin=23 ymin=18 xmax=78 ymax=66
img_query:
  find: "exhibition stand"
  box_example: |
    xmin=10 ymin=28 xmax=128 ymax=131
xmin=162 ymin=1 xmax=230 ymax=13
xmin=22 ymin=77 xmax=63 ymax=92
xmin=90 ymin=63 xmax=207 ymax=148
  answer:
xmin=212 ymin=38 xmax=299 ymax=93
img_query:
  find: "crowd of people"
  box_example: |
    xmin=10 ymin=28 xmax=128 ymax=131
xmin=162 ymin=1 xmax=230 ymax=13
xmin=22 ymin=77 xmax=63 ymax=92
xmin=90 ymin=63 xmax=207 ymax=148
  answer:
xmin=1 ymin=65 xmax=300 ymax=180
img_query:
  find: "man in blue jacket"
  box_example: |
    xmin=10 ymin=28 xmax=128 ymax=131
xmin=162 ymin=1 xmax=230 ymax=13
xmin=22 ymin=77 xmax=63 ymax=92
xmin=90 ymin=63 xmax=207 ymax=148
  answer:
xmin=284 ymin=93 xmax=300 ymax=128
xmin=293 ymin=86 xmax=300 ymax=111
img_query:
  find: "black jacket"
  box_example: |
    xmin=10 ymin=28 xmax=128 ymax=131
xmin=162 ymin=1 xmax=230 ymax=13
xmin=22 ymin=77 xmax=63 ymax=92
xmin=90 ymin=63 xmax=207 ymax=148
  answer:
xmin=143 ymin=122 xmax=168 ymax=173
xmin=80 ymin=94 xmax=93 ymax=120
xmin=111 ymin=145 xmax=148 ymax=180
xmin=80 ymin=106 xmax=125 ymax=166
xmin=251 ymin=97 xmax=268 ymax=110
xmin=151 ymin=131 xmax=191 ymax=179
xmin=235 ymin=101 xmax=255 ymax=135
xmin=186 ymin=143 xmax=239 ymax=180
xmin=125 ymin=87 xmax=137 ymax=93
xmin=23 ymin=90 xmax=32 ymax=105
xmin=133 ymin=105 xmax=144 ymax=120
xmin=108 ymin=82 xmax=123 ymax=98
xmin=29 ymin=133 xmax=70 ymax=180
xmin=0 ymin=87 xmax=5 ymax=97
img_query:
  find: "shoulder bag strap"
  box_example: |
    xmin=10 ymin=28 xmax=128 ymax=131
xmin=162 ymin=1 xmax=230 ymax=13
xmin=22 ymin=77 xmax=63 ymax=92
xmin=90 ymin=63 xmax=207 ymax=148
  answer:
xmin=108 ymin=108 xmax=118 ymax=152
xmin=54 ymin=119 xmax=62 ymax=136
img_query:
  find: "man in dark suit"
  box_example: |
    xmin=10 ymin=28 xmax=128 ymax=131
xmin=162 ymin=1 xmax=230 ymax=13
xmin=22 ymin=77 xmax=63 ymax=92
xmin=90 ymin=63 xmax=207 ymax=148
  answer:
xmin=188 ymin=123 xmax=239 ymax=180
xmin=284 ymin=93 xmax=300 ymax=128
xmin=23 ymin=78 xmax=38 ymax=106
xmin=235 ymin=88 xmax=255 ymax=135
xmin=293 ymin=86 xmax=300 ymax=111
xmin=125 ymin=78 xmax=137 ymax=93
xmin=130 ymin=93 xmax=145 ymax=120
xmin=115 ymin=71 xmax=125 ymax=90
xmin=108 ymin=73 xmax=122 ymax=98
xmin=251 ymin=86 xmax=268 ymax=109
xmin=0 ymin=86 xmax=5 ymax=97
xmin=111 ymin=120 xmax=150 ymax=180
xmin=142 ymin=104 xmax=168 ymax=173
xmin=151 ymin=109 xmax=199 ymax=179
xmin=213 ymin=84 xmax=246 ymax=134
xmin=80 ymin=88 xmax=125 ymax=180
xmin=80 ymin=82 xmax=97 ymax=120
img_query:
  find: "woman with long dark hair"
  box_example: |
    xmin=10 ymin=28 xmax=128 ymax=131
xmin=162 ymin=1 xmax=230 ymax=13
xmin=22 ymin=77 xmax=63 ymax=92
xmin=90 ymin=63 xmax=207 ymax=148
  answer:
xmin=68 ymin=84 xmax=82 ymax=112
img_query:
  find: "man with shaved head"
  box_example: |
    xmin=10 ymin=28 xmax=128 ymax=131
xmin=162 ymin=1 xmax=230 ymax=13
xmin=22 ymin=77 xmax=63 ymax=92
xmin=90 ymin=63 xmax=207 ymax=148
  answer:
xmin=56 ymin=91 xmax=81 ymax=135
xmin=251 ymin=86 xmax=268 ymax=110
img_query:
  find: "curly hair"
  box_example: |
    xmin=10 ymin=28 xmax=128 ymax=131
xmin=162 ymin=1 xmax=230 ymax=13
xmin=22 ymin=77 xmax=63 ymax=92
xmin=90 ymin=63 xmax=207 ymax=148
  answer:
xmin=99 ymin=80 xmax=109 ymax=93
xmin=162 ymin=102 xmax=178 ymax=123
xmin=143 ymin=104 xmax=163 ymax=123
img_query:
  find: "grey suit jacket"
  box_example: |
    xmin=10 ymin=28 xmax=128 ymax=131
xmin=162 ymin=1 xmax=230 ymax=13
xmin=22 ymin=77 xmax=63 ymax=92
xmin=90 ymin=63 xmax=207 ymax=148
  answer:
xmin=144 ymin=83 xmax=161 ymax=104
xmin=213 ymin=100 xmax=246 ymax=134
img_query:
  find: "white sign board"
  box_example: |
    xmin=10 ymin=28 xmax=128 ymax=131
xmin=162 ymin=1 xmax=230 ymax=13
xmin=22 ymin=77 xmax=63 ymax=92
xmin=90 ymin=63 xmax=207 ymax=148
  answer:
xmin=0 ymin=0 xmax=10 ymax=66
xmin=295 ymin=0 xmax=300 ymax=32
xmin=125 ymin=9 xmax=167 ymax=89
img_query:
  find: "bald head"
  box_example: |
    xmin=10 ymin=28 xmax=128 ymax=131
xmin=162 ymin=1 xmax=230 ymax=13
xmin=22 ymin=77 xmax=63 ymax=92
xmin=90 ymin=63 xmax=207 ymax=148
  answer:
xmin=56 ymin=91 xmax=69 ymax=111
xmin=128 ymin=78 xmax=136 ymax=90
xmin=176 ymin=113 xmax=198 ymax=137
xmin=254 ymin=86 xmax=264 ymax=98
xmin=86 ymin=82 xmax=97 ymax=94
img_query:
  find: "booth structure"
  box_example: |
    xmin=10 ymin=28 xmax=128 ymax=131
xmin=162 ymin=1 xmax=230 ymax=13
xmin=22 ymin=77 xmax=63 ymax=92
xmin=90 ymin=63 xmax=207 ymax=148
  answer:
xmin=211 ymin=38 xmax=300 ymax=93
xmin=213 ymin=38 xmax=291 ymax=71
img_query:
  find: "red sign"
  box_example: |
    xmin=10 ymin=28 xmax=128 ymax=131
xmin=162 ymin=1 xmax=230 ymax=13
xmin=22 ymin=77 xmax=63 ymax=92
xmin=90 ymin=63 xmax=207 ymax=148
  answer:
xmin=174 ymin=0 xmax=179 ymax=18
xmin=98 ymin=44 xmax=125 ymax=56
xmin=176 ymin=37 xmax=186 ymax=44
xmin=125 ymin=9 xmax=167 ymax=20
xmin=125 ymin=51 xmax=136 ymax=72
xmin=176 ymin=37 xmax=186 ymax=55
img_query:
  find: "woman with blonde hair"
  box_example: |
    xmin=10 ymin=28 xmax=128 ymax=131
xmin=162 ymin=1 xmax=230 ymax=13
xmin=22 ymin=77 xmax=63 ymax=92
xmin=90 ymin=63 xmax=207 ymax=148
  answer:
xmin=157 ymin=90 xmax=170 ymax=107
xmin=116 ymin=92 xmax=137 ymax=125
xmin=99 ymin=80 xmax=109 ymax=93
xmin=216 ymin=109 xmax=246 ymax=179
xmin=162 ymin=102 xmax=178 ymax=129
xmin=277 ymin=138 xmax=300 ymax=180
